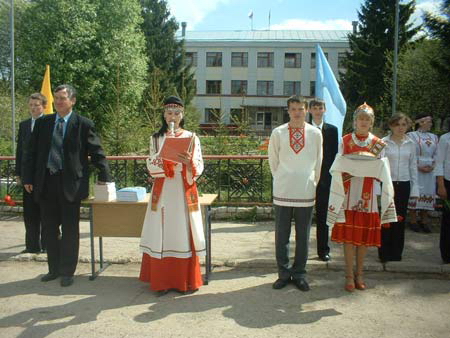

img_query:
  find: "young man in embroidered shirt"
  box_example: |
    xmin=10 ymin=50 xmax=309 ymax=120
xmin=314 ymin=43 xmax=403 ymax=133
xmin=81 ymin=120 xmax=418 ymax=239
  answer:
xmin=268 ymin=95 xmax=323 ymax=291
xmin=308 ymin=98 xmax=338 ymax=262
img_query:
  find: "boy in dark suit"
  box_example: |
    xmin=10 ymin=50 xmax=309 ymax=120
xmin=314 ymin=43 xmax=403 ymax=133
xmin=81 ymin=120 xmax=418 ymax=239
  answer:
xmin=16 ymin=93 xmax=46 ymax=253
xmin=309 ymin=98 xmax=338 ymax=261
xmin=23 ymin=84 xmax=111 ymax=287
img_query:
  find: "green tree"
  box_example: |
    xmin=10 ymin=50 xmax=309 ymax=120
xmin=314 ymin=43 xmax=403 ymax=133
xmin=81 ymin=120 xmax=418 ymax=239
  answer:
xmin=389 ymin=40 xmax=448 ymax=127
xmin=424 ymin=0 xmax=450 ymax=74
xmin=423 ymin=0 xmax=450 ymax=129
xmin=139 ymin=0 xmax=195 ymax=111
xmin=16 ymin=0 xmax=147 ymax=134
xmin=341 ymin=0 xmax=419 ymax=116
xmin=0 ymin=0 xmax=28 ymax=84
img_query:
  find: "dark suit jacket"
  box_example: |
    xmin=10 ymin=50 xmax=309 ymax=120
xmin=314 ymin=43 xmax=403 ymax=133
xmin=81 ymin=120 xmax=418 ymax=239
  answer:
xmin=318 ymin=122 xmax=338 ymax=187
xmin=23 ymin=112 xmax=111 ymax=202
xmin=15 ymin=118 xmax=33 ymax=178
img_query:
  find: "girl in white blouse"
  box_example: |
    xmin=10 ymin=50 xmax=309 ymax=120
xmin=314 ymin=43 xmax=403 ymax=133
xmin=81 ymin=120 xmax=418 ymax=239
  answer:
xmin=379 ymin=113 xmax=418 ymax=262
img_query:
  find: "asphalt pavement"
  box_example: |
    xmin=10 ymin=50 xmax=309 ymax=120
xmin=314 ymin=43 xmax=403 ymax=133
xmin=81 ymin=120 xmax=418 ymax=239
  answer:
xmin=0 ymin=212 xmax=449 ymax=338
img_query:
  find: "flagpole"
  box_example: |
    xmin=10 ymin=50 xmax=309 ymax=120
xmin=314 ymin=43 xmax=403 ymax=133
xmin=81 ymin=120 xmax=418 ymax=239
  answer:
xmin=391 ymin=0 xmax=399 ymax=116
xmin=268 ymin=10 xmax=271 ymax=30
xmin=10 ymin=0 xmax=15 ymax=155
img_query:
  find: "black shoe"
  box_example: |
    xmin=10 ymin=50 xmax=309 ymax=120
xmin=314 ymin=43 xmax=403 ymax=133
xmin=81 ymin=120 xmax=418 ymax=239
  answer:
xmin=157 ymin=290 xmax=169 ymax=296
xmin=418 ymin=222 xmax=432 ymax=233
xmin=272 ymin=278 xmax=290 ymax=289
xmin=292 ymin=278 xmax=310 ymax=292
xmin=319 ymin=254 xmax=330 ymax=262
xmin=41 ymin=273 xmax=59 ymax=282
xmin=60 ymin=276 xmax=74 ymax=287
xmin=21 ymin=249 xmax=40 ymax=254
xmin=408 ymin=222 xmax=422 ymax=232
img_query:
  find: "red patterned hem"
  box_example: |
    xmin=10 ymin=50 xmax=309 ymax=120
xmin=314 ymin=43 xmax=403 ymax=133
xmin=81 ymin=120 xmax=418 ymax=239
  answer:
xmin=331 ymin=210 xmax=382 ymax=247
xmin=139 ymin=253 xmax=203 ymax=292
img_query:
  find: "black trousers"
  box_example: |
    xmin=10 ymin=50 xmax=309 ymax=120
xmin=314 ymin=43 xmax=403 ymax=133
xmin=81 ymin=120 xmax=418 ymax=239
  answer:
xmin=315 ymin=183 xmax=330 ymax=257
xmin=40 ymin=171 xmax=81 ymax=277
xmin=274 ymin=205 xmax=313 ymax=280
xmin=22 ymin=187 xmax=44 ymax=251
xmin=440 ymin=179 xmax=450 ymax=263
xmin=379 ymin=181 xmax=410 ymax=261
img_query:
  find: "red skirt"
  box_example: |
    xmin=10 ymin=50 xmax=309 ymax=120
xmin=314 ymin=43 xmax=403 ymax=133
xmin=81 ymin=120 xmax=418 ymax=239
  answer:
xmin=139 ymin=253 xmax=203 ymax=292
xmin=331 ymin=210 xmax=385 ymax=247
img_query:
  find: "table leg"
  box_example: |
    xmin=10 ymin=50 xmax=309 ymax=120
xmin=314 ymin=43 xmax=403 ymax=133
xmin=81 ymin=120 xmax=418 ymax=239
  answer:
xmin=89 ymin=205 xmax=96 ymax=280
xmin=204 ymin=205 xmax=212 ymax=284
xmin=99 ymin=237 xmax=104 ymax=269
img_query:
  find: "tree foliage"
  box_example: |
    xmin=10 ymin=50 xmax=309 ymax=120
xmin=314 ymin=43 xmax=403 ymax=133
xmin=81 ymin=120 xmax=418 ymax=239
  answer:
xmin=341 ymin=0 xmax=419 ymax=116
xmin=389 ymin=40 xmax=448 ymax=128
xmin=423 ymin=0 xmax=450 ymax=129
xmin=139 ymin=0 xmax=195 ymax=109
xmin=15 ymin=0 xmax=147 ymax=134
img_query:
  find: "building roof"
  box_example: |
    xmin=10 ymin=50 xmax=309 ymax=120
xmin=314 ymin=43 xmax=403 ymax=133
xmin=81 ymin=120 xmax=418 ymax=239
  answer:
xmin=177 ymin=30 xmax=351 ymax=43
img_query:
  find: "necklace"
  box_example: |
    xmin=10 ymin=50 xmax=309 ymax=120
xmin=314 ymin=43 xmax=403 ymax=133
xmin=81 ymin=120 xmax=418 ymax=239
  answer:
xmin=351 ymin=132 xmax=373 ymax=147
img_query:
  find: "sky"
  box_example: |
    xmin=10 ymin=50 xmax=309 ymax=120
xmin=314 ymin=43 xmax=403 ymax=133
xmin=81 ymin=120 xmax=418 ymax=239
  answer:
xmin=166 ymin=0 xmax=442 ymax=31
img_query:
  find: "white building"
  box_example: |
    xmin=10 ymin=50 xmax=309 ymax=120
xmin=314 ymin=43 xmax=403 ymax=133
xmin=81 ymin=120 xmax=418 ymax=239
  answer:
xmin=178 ymin=28 xmax=351 ymax=134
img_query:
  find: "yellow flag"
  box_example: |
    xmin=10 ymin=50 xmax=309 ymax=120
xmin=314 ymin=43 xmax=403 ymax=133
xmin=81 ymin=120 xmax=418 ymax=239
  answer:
xmin=40 ymin=65 xmax=54 ymax=114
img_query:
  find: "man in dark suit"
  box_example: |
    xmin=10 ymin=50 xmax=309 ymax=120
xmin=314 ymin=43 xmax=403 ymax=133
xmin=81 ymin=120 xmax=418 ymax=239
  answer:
xmin=24 ymin=84 xmax=111 ymax=287
xmin=16 ymin=93 xmax=46 ymax=253
xmin=308 ymin=98 xmax=338 ymax=261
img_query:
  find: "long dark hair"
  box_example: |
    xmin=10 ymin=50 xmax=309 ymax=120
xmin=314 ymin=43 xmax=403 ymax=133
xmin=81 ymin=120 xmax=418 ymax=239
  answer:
xmin=153 ymin=111 xmax=185 ymax=138
xmin=414 ymin=112 xmax=433 ymax=130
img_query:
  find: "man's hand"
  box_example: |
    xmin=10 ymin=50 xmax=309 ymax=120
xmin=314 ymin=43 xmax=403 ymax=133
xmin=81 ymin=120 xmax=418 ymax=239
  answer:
xmin=24 ymin=184 xmax=33 ymax=193
xmin=16 ymin=176 xmax=22 ymax=186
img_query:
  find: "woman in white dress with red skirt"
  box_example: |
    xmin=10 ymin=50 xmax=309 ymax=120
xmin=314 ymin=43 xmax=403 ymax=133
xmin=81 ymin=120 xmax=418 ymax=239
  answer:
xmin=139 ymin=96 xmax=205 ymax=294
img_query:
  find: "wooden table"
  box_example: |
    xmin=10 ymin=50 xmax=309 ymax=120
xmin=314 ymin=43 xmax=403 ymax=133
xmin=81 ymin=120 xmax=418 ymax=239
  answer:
xmin=88 ymin=193 xmax=217 ymax=283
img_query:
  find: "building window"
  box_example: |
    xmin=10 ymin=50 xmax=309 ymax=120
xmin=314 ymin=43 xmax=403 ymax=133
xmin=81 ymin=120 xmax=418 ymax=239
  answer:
xmin=284 ymin=53 xmax=301 ymax=68
xmin=206 ymin=80 xmax=221 ymax=94
xmin=230 ymin=108 xmax=243 ymax=122
xmin=231 ymin=80 xmax=247 ymax=95
xmin=338 ymin=52 xmax=346 ymax=69
xmin=256 ymin=111 xmax=272 ymax=130
xmin=310 ymin=52 xmax=328 ymax=68
xmin=185 ymin=52 xmax=197 ymax=67
xmin=231 ymin=52 xmax=248 ymax=67
xmin=310 ymin=81 xmax=316 ymax=96
xmin=257 ymin=81 xmax=274 ymax=96
xmin=257 ymin=52 xmax=274 ymax=68
xmin=205 ymin=108 xmax=221 ymax=123
xmin=206 ymin=52 xmax=222 ymax=67
xmin=283 ymin=81 xmax=301 ymax=96
xmin=192 ymin=79 xmax=197 ymax=95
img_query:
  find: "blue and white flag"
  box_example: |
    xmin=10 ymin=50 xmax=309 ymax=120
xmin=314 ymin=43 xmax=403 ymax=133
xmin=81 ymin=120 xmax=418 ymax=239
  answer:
xmin=315 ymin=44 xmax=347 ymax=139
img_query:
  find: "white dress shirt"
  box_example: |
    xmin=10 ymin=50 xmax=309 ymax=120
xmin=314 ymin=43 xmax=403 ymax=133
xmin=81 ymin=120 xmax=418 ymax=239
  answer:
xmin=382 ymin=134 xmax=419 ymax=197
xmin=311 ymin=120 xmax=324 ymax=130
xmin=435 ymin=132 xmax=450 ymax=180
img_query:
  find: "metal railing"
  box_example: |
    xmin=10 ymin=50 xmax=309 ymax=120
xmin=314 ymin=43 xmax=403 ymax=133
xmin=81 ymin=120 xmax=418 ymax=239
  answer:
xmin=0 ymin=155 xmax=273 ymax=205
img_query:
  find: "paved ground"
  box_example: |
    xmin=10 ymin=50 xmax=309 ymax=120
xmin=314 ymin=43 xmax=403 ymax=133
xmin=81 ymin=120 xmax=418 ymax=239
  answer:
xmin=0 ymin=214 xmax=449 ymax=337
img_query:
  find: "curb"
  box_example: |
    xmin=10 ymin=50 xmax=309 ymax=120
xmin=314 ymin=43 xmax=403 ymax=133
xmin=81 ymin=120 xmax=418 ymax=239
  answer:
xmin=5 ymin=253 xmax=449 ymax=275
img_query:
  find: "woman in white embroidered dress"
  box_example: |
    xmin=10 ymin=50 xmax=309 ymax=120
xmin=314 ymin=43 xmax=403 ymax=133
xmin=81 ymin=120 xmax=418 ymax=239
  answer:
xmin=379 ymin=113 xmax=418 ymax=262
xmin=407 ymin=113 xmax=438 ymax=233
xmin=139 ymin=96 xmax=205 ymax=294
